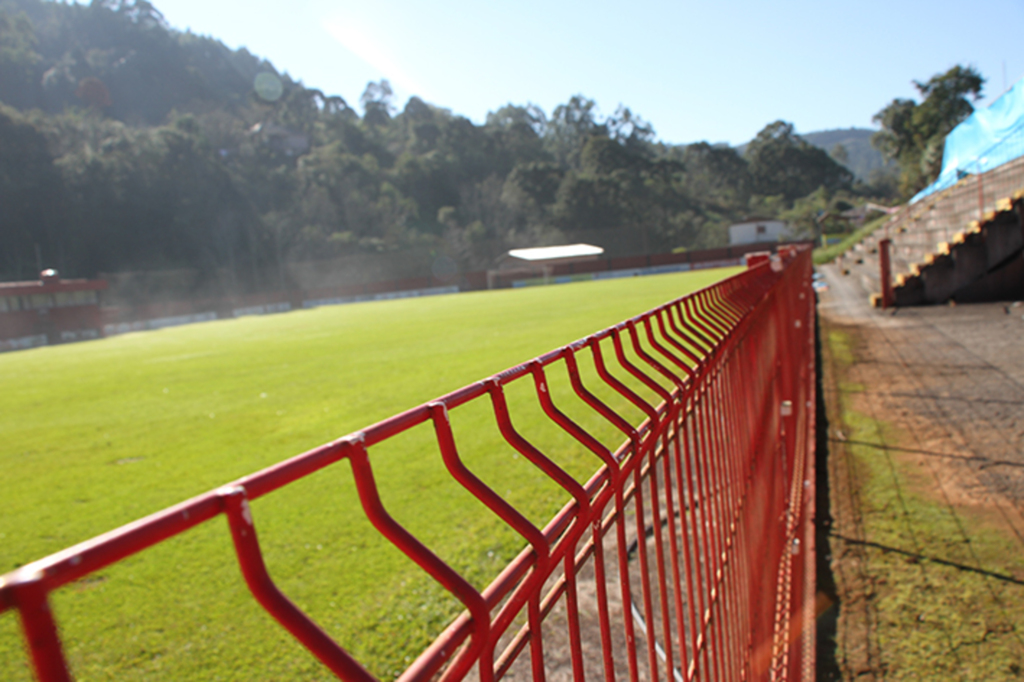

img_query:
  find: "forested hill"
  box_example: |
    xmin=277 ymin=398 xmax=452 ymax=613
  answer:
xmin=0 ymin=0 xmax=894 ymax=289
xmin=799 ymin=128 xmax=894 ymax=181
xmin=734 ymin=128 xmax=892 ymax=182
xmin=0 ymin=0 xmax=280 ymax=122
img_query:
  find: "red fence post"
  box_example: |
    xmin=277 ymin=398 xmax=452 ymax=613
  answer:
xmin=879 ymin=238 xmax=894 ymax=309
xmin=10 ymin=578 xmax=72 ymax=682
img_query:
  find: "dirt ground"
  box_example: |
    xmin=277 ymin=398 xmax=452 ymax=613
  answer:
xmin=816 ymin=261 xmax=1024 ymax=680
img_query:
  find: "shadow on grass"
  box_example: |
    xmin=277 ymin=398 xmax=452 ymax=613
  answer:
xmin=828 ymin=533 xmax=1024 ymax=586
xmin=831 ymin=438 xmax=1024 ymax=469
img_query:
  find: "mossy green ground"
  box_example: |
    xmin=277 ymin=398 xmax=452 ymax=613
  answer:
xmin=826 ymin=329 xmax=1024 ymax=680
xmin=0 ymin=268 xmax=737 ymax=681
xmin=811 ymin=216 xmax=887 ymax=265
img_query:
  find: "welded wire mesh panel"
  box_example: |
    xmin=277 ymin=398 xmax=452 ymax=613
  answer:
xmin=1 ymin=247 xmax=817 ymax=682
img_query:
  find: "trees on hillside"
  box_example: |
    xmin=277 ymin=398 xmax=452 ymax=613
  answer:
xmin=0 ymin=8 xmax=41 ymax=109
xmin=0 ymin=85 xmax=873 ymax=283
xmin=0 ymin=0 xmax=896 ymax=286
xmin=0 ymin=0 xmax=272 ymax=123
xmin=0 ymin=105 xmax=62 ymax=276
xmin=872 ymin=65 xmax=985 ymax=198
xmin=745 ymin=121 xmax=852 ymax=201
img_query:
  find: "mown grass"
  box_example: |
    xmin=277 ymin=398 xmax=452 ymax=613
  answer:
xmin=826 ymin=329 xmax=1024 ymax=680
xmin=812 ymin=216 xmax=888 ymax=265
xmin=0 ymin=267 xmax=738 ymax=681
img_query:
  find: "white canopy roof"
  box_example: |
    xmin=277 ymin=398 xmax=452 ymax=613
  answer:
xmin=506 ymin=243 xmax=604 ymax=262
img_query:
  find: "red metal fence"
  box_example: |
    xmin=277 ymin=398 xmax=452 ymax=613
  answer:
xmin=0 ymin=247 xmax=817 ymax=682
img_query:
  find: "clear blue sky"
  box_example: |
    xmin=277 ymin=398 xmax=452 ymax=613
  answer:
xmin=152 ymin=0 xmax=1023 ymax=146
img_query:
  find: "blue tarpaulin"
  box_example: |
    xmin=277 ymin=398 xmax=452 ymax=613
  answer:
xmin=911 ymin=75 xmax=1024 ymax=203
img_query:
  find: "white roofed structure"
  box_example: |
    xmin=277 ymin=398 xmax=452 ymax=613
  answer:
xmin=506 ymin=244 xmax=604 ymax=263
xmin=489 ymin=244 xmax=605 ymax=288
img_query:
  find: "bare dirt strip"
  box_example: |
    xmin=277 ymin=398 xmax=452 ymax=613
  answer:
xmin=816 ymin=260 xmax=1024 ymax=680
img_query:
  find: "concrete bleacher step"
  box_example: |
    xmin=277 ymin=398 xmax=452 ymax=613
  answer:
xmin=893 ymin=194 xmax=1024 ymax=305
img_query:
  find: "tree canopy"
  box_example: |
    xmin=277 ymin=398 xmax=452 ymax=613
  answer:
xmin=745 ymin=121 xmax=853 ymax=201
xmin=0 ymin=0 xmax=892 ymax=288
xmin=872 ymin=65 xmax=985 ymax=198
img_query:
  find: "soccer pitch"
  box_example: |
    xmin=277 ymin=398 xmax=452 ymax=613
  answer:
xmin=0 ymin=267 xmax=739 ymax=680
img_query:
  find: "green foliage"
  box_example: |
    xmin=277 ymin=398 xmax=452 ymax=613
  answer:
xmin=780 ymin=187 xmax=834 ymax=238
xmin=745 ymin=120 xmax=853 ymax=201
xmin=0 ymin=7 xmax=41 ymax=107
xmin=0 ymin=104 xmax=62 ymax=276
xmin=2 ymin=0 xmax=270 ymax=122
xmin=872 ymin=65 xmax=985 ymax=198
xmin=780 ymin=187 xmax=861 ymax=239
xmin=0 ymin=0 xmax=898 ymax=285
xmin=830 ymin=142 xmax=848 ymax=165
xmin=811 ymin=215 xmax=887 ymax=264
xmin=800 ymin=128 xmax=895 ymax=183
xmin=675 ymin=141 xmax=752 ymax=209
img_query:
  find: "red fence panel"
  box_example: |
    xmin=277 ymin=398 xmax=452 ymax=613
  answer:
xmin=1 ymin=248 xmax=817 ymax=682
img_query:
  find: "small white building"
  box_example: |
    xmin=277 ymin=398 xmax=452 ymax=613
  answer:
xmin=728 ymin=217 xmax=788 ymax=245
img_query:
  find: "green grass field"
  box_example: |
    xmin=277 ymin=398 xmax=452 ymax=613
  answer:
xmin=811 ymin=216 xmax=887 ymax=265
xmin=0 ymin=267 xmax=738 ymax=681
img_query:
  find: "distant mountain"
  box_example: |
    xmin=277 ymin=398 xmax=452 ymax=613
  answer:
xmin=800 ymin=128 xmax=894 ymax=181
xmin=735 ymin=127 xmax=894 ymax=181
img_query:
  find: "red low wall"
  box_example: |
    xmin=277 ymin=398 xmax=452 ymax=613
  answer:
xmin=487 ymin=241 xmax=812 ymax=287
xmin=3 ymin=241 xmax=813 ymax=341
